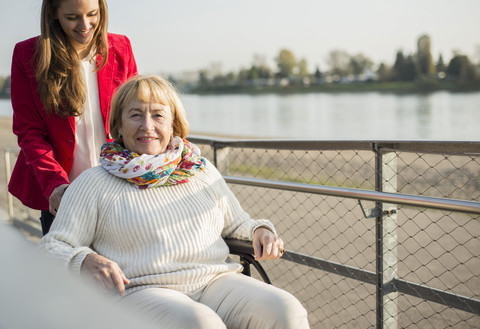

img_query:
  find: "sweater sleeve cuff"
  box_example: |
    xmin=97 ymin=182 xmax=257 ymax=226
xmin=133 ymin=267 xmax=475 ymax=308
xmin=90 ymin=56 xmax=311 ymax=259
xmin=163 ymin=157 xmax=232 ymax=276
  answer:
xmin=251 ymin=219 xmax=277 ymax=239
xmin=69 ymin=248 xmax=96 ymax=273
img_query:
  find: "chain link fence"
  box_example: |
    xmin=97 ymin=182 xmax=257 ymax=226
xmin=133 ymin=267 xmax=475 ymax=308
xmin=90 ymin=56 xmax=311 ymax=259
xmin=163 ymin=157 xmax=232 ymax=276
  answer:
xmin=4 ymin=140 xmax=480 ymax=328
xmin=190 ymin=139 xmax=480 ymax=329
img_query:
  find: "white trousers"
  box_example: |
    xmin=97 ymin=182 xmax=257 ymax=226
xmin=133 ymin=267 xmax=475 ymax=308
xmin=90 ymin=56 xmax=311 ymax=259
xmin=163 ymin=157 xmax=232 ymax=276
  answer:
xmin=119 ymin=273 xmax=309 ymax=329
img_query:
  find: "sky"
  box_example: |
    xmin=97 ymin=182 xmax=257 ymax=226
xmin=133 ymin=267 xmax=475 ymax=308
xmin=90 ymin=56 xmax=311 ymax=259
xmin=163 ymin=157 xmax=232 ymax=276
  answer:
xmin=1 ymin=0 xmax=479 ymax=77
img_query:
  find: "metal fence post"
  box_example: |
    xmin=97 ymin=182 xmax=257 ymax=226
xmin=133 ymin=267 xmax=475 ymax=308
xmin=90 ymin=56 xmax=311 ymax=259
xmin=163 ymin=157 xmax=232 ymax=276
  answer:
xmin=375 ymin=148 xmax=384 ymax=329
xmin=375 ymin=148 xmax=399 ymax=329
xmin=382 ymin=151 xmax=398 ymax=329
xmin=4 ymin=150 xmax=14 ymax=223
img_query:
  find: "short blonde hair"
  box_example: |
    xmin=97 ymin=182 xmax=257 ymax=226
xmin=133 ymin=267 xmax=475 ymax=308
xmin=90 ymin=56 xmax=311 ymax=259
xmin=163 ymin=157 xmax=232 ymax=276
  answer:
xmin=109 ymin=75 xmax=189 ymax=143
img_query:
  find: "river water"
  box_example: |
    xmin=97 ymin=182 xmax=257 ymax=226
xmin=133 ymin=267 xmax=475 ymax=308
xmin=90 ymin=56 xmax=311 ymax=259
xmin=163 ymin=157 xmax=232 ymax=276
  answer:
xmin=1 ymin=91 xmax=479 ymax=140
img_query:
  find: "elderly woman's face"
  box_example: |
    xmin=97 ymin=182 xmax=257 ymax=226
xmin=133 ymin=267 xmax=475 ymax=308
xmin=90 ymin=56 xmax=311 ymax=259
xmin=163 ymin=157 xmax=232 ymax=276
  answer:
xmin=118 ymin=97 xmax=174 ymax=155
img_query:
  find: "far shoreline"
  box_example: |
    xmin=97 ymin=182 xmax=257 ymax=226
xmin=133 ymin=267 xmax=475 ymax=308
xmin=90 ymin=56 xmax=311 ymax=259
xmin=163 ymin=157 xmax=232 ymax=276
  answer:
xmin=2 ymin=81 xmax=480 ymax=100
xmin=186 ymin=81 xmax=480 ymax=95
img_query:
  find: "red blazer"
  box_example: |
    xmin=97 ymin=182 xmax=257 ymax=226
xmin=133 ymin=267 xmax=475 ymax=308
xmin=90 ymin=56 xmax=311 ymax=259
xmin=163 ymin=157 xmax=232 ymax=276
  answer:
xmin=9 ymin=33 xmax=138 ymax=210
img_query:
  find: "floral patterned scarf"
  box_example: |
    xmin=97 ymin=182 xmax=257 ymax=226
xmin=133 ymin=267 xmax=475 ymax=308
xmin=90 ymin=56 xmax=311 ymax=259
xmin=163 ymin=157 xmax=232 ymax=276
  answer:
xmin=99 ymin=136 xmax=206 ymax=189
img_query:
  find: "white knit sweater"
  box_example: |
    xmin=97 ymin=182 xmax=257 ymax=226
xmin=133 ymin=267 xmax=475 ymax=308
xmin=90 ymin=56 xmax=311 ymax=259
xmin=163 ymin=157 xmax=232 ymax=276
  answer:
xmin=39 ymin=160 xmax=275 ymax=295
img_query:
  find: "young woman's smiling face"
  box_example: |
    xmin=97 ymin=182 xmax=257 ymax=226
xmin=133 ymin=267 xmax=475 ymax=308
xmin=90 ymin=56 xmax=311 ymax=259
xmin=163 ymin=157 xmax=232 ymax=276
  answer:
xmin=119 ymin=98 xmax=174 ymax=155
xmin=56 ymin=0 xmax=100 ymax=57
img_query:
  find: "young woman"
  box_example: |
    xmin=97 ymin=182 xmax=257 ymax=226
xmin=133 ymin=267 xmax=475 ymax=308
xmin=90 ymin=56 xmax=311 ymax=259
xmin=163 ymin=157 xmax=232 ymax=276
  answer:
xmin=9 ymin=0 xmax=138 ymax=234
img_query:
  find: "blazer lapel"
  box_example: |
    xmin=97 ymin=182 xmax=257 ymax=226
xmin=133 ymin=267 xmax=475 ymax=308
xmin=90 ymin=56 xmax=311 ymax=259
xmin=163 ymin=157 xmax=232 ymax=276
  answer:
xmin=97 ymin=44 xmax=116 ymax=124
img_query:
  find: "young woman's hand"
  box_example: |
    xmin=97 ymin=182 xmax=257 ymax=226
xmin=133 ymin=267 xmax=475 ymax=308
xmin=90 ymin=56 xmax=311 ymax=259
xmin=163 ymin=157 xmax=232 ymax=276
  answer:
xmin=81 ymin=253 xmax=130 ymax=296
xmin=49 ymin=184 xmax=69 ymax=215
xmin=252 ymin=227 xmax=285 ymax=260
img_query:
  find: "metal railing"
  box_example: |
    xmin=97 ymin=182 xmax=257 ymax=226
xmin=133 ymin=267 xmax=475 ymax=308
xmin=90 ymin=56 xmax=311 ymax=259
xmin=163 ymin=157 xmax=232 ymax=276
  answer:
xmin=4 ymin=139 xmax=480 ymax=328
xmin=189 ymin=138 xmax=480 ymax=329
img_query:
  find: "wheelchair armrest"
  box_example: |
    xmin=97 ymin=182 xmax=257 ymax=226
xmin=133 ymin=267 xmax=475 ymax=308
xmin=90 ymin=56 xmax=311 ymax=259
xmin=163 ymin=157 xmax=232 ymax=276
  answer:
xmin=224 ymin=238 xmax=255 ymax=255
xmin=224 ymin=238 xmax=272 ymax=284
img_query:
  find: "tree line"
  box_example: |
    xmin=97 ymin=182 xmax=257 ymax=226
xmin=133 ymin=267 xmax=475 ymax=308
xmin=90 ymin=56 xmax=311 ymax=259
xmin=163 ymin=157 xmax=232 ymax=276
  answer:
xmin=181 ymin=34 xmax=480 ymax=92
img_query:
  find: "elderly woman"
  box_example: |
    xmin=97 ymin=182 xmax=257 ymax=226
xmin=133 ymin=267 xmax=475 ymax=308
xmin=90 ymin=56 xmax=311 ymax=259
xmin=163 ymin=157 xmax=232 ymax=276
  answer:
xmin=40 ymin=75 xmax=309 ymax=329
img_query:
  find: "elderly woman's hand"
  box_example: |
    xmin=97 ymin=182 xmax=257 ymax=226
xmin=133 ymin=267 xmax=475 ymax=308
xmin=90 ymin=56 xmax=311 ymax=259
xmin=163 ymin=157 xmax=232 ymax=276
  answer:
xmin=253 ymin=227 xmax=285 ymax=260
xmin=81 ymin=253 xmax=130 ymax=296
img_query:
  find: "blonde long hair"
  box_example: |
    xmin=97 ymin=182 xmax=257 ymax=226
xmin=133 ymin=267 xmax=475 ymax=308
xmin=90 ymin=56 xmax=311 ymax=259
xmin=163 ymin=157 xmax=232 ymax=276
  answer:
xmin=36 ymin=0 xmax=109 ymax=117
